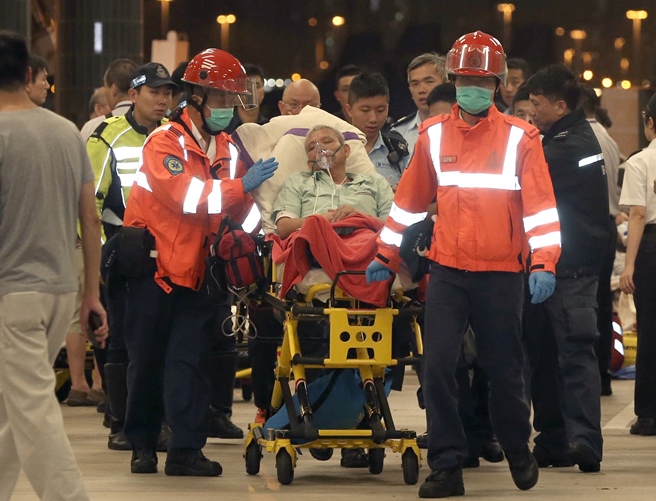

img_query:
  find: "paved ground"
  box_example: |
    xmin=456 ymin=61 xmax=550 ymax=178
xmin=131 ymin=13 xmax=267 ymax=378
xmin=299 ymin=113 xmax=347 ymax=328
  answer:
xmin=11 ymin=375 xmax=656 ymax=500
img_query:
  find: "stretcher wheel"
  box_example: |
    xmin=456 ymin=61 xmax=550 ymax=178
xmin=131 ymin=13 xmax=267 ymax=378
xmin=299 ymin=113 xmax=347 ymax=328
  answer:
xmin=245 ymin=441 xmax=262 ymax=475
xmin=402 ymin=449 xmax=419 ymax=485
xmin=368 ymin=447 xmax=385 ymax=474
xmin=276 ymin=449 xmax=294 ymax=485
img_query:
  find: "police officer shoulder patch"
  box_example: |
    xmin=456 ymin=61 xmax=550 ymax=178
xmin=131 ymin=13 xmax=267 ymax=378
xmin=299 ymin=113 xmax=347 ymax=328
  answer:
xmin=164 ymin=155 xmax=184 ymax=175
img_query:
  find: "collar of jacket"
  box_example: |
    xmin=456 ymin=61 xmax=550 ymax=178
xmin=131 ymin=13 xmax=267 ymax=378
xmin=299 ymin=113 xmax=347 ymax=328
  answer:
xmin=125 ymin=105 xmax=163 ymax=136
xmin=172 ymin=108 xmax=235 ymax=162
xmin=452 ymin=103 xmax=500 ymax=130
xmin=542 ymin=108 xmax=586 ymax=144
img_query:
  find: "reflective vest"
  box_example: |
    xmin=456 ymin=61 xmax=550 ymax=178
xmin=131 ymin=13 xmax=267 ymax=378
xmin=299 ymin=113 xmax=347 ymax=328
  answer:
xmin=124 ymin=108 xmax=249 ymax=292
xmin=86 ymin=109 xmax=165 ymax=240
xmin=376 ymin=105 xmax=561 ymax=274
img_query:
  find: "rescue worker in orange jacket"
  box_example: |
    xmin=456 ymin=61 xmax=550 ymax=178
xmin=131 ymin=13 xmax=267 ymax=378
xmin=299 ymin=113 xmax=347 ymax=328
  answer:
xmin=122 ymin=48 xmax=277 ymax=477
xmin=366 ymin=31 xmax=561 ymax=498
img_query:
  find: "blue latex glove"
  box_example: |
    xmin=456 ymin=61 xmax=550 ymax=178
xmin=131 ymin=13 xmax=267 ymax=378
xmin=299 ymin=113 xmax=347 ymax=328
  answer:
xmin=242 ymin=157 xmax=279 ymax=193
xmin=366 ymin=260 xmax=392 ymax=284
xmin=529 ymin=271 xmax=556 ymax=304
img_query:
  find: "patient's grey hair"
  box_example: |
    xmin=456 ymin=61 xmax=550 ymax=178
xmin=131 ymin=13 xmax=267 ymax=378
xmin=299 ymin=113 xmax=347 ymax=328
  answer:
xmin=304 ymin=124 xmax=345 ymax=151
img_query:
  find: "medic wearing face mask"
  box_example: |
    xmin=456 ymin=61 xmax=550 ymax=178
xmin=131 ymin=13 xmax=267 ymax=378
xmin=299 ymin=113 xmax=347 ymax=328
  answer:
xmin=366 ymin=31 xmax=561 ymax=498
xmin=121 ymin=48 xmax=277 ymax=477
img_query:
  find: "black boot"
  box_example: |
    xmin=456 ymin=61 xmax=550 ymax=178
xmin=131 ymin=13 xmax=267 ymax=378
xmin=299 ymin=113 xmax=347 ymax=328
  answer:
xmin=207 ymin=351 xmax=244 ymax=439
xmin=105 ymin=363 xmax=131 ymax=451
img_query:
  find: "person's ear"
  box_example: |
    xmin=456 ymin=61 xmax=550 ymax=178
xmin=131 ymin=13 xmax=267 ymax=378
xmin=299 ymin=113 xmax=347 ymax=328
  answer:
xmin=278 ymin=100 xmax=286 ymax=115
xmin=128 ymin=88 xmax=138 ymax=103
xmin=25 ymin=67 xmax=33 ymax=86
xmin=555 ymin=99 xmax=568 ymax=117
xmin=345 ymin=103 xmax=353 ymax=119
xmin=343 ymin=143 xmax=350 ymax=159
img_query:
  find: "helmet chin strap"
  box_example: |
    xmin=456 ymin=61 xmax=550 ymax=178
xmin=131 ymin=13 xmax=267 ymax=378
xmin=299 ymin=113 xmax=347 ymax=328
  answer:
xmin=189 ymin=91 xmax=222 ymax=136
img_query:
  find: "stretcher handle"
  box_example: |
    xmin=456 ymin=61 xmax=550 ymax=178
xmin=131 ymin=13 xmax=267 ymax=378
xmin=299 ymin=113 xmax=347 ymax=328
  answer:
xmin=330 ymin=270 xmax=366 ymax=304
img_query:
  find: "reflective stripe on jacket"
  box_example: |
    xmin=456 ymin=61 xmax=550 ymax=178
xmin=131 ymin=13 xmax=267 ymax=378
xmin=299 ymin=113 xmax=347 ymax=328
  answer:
xmin=376 ymin=104 xmax=561 ymax=275
xmin=124 ymin=108 xmax=248 ymax=292
xmin=86 ymin=110 xmax=160 ymax=239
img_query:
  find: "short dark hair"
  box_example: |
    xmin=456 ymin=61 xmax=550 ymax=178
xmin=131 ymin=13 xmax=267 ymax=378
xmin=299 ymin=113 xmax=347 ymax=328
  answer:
xmin=104 ymin=58 xmax=138 ymax=95
xmin=243 ymin=63 xmax=265 ymax=82
xmin=335 ymin=64 xmax=361 ymax=88
xmin=28 ymin=54 xmax=48 ymax=83
xmin=427 ymin=82 xmax=456 ymax=107
xmin=347 ymin=72 xmax=389 ymax=105
xmin=171 ymin=61 xmax=189 ymax=97
xmin=512 ymin=84 xmax=531 ymax=106
xmin=524 ymin=64 xmax=580 ymax=111
xmin=578 ymin=83 xmax=600 ymax=116
xmin=0 ymin=30 xmax=29 ymax=91
xmin=644 ymin=93 xmax=656 ymax=125
xmin=507 ymin=58 xmax=531 ymax=80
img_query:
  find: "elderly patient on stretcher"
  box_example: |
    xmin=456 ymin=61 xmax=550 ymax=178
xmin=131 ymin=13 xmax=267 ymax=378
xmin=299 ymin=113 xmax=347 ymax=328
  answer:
xmin=269 ymin=125 xmax=396 ymax=306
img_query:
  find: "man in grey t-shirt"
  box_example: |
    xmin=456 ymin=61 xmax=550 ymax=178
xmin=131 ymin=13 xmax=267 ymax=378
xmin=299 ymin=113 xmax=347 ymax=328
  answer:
xmin=0 ymin=30 xmax=108 ymax=500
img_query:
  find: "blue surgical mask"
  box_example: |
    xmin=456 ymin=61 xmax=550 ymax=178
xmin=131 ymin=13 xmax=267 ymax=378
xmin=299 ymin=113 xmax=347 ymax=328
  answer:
xmin=456 ymin=86 xmax=494 ymax=115
xmin=205 ymin=106 xmax=234 ymax=132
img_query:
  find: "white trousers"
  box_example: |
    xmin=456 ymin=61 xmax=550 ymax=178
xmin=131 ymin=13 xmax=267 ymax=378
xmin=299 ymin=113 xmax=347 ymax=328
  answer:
xmin=0 ymin=291 xmax=89 ymax=501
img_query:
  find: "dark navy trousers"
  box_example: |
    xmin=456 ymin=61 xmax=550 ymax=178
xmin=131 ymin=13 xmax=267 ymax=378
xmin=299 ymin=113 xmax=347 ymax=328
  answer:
xmin=423 ymin=264 xmax=531 ymax=471
xmin=123 ymin=275 xmax=215 ymax=451
xmin=524 ymin=275 xmax=603 ymax=461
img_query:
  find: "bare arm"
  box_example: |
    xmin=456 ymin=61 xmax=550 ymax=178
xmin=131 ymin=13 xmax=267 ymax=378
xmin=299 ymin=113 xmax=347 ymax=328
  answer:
xmin=276 ymin=211 xmax=338 ymax=239
xmin=78 ymin=181 xmax=109 ymax=345
xmin=277 ymin=216 xmax=306 ymax=240
xmin=619 ymin=205 xmax=647 ymax=294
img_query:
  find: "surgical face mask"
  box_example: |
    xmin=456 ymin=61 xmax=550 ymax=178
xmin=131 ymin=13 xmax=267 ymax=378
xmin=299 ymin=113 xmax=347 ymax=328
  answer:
xmin=204 ymin=106 xmax=234 ymax=132
xmin=312 ymin=143 xmax=343 ymax=170
xmin=456 ymin=86 xmax=495 ymax=115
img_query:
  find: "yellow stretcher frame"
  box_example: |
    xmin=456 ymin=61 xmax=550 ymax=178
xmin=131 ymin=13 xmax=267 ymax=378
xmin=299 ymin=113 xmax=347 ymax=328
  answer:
xmin=243 ymin=267 xmax=424 ymax=486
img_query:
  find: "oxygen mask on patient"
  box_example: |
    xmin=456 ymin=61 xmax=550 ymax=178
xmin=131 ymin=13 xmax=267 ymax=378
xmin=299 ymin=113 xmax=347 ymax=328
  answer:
xmin=311 ymin=142 xmax=343 ymax=171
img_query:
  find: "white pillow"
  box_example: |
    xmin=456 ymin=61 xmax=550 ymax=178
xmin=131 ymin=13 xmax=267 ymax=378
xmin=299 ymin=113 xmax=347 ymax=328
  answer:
xmin=232 ymin=106 xmax=375 ymax=233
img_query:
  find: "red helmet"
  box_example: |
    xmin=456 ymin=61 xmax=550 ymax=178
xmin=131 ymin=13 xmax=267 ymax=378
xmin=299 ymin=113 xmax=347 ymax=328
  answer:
xmin=182 ymin=48 xmax=249 ymax=94
xmin=446 ymin=31 xmax=507 ymax=84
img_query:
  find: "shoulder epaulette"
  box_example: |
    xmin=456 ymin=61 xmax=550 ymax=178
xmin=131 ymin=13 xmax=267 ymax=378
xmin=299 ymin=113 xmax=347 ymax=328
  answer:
xmin=391 ymin=113 xmax=415 ymax=128
xmin=381 ymin=130 xmax=409 ymax=164
xmin=89 ymin=115 xmax=124 ymax=140
xmin=503 ymin=115 xmax=540 ymax=138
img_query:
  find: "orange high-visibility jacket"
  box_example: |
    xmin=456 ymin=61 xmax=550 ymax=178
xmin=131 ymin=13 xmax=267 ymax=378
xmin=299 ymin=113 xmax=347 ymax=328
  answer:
xmin=376 ymin=105 xmax=561 ymax=275
xmin=124 ymin=109 xmax=249 ymax=292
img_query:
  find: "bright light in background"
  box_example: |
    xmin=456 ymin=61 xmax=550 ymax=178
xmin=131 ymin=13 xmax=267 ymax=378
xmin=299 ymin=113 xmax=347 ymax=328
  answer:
xmin=621 ymin=80 xmax=632 ymax=89
xmin=555 ymin=27 xmax=565 ymax=36
xmin=593 ymin=88 xmax=602 ymax=97
xmin=563 ymin=49 xmax=574 ymax=65
xmin=319 ymin=60 xmax=329 ymax=70
xmin=570 ymin=29 xmax=587 ymax=40
xmin=582 ymin=70 xmax=593 ymax=80
xmin=275 ymin=79 xmax=284 ymax=87
xmin=582 ymin=52 xmax=592 ymax=65
xmin=216 ymin=14 xmax=236 ymax=24
xmin=94 ymin=22 xmax=102 ymax=54
xmin=614 ymin=37 xmax=625 ymax=50
xmin=621 ymin=58 xmax=630 ymax=71
xmin=626 ymin=10 xmax=648 ymax=20
xmin=601 ymin=78 xmax=613 ymax=88
xmin=308 ymin=17 xmax=317 ymax=27
xmin=291 ymin=73 xmax=301 ymax=81
xmin=332 ymin=16 xmax=345 ymax=26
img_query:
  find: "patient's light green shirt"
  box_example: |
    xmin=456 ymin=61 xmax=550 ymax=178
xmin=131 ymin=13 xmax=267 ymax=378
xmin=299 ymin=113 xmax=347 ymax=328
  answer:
xmin=272 ymin=170 xmax=394 ymax=224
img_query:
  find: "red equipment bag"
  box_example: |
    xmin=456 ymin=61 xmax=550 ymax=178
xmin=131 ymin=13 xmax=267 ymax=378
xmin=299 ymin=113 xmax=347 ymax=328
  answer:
xmin=212 ymin=216 xmax=264 ymax=289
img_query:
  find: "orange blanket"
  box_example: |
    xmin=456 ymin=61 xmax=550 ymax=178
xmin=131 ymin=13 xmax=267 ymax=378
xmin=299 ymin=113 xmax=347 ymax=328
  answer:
xmin=269 ymin=213 xmax=393 ymax=307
